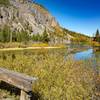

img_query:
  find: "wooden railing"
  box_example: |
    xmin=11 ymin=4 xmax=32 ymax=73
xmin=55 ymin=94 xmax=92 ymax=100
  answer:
xmin=0 ymin=68 xmax=38 ymax=100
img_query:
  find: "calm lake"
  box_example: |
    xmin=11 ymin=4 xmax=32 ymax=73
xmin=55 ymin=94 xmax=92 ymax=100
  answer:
xmin=74 ymin=48 xmax=100 ymax=60
xmin=74 ymin=49 xmax=93 ymax=60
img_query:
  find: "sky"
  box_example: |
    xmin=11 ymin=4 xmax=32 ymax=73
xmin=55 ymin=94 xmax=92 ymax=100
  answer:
xmin=35 ymin=0 xmax=100 ymax=36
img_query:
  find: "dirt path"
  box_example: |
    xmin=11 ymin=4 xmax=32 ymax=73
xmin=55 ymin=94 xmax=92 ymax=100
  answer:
xmin=0 ymin=47 xmax=62 ymax=51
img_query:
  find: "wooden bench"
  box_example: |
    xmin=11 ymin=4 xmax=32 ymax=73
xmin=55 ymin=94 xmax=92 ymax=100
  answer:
xmin=0 ymin=68 xmax=38 ymax=100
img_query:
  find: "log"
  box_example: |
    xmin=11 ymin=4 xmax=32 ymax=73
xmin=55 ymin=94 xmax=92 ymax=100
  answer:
xmin=0 ymin=67 xmax=38 ymax=100
xmin=20 ymin=90 xmax=30 ymax=100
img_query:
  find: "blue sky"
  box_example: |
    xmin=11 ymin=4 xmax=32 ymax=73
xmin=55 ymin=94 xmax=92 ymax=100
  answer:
xmin=35 ymin=0 xmax=100 ymax=36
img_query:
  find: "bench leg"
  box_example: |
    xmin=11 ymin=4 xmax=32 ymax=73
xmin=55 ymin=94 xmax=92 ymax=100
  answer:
xmin=20 ymin=90 xmax=30 ymax=100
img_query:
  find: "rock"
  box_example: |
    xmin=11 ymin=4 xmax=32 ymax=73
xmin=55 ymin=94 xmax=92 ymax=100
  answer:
xmin=0 ymin=0 xmax=73 ymax=44
xmin=0 ymin=0 xmax=59 ymax=34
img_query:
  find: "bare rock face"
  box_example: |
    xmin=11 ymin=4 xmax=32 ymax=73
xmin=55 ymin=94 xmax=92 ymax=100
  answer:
xmin=0 ymin=0 xmax=59 ymax=34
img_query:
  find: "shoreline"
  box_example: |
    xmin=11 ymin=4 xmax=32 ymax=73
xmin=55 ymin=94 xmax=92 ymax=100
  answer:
xmin=0 ymin=46 xmax=62 ymax=51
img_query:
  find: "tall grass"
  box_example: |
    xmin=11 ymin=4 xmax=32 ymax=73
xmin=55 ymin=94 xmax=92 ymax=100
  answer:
xmin=0 ymin=49 xmax=96 ymax=100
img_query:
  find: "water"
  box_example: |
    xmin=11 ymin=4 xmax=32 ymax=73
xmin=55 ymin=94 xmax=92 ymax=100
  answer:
xmin=74 ymin=49 xmax=93 ymax=60
xmin=74 ymin=47 xmax=100 ymax=73
xmin=74 ymin=48 xmax=100 ymax=61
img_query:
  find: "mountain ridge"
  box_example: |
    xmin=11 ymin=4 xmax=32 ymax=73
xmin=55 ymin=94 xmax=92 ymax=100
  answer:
xmin=0 ymin=0 xmax=60 ymax=33
xmin=0 ymin=0 xmax=90 ymax=44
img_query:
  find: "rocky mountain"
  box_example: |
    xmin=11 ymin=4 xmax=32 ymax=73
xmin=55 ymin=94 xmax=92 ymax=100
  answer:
xmin=0 ymin=0 xmax=74 ymax=44
xmin=0 ymin=0 xmax=59 ymax=33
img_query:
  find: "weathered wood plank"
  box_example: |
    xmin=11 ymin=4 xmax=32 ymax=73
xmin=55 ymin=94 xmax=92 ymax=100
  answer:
xmin=0 ymin=68 xmax=37 ymax=92
xmin=20 ymin=90 xmax=30 ymax=100
xmin=0 ymin=68 xmax=36 ymax=82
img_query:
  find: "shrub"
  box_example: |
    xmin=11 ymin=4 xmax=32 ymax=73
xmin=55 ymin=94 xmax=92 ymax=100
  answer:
xmin=0 ymin=0 xmax=10 ymax=6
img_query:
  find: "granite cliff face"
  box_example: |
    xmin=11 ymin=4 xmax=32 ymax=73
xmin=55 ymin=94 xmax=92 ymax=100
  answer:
xmin=0 ymin=0 xmax=74 ymax=44
xmin=0 ymin=0 xmax=59 ymax=34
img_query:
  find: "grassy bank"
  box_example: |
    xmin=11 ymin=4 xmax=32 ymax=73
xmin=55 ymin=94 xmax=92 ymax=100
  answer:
xmin=91 ymin=41 xmax=100 ymax=47
xmin=0 ymin=49 xmax=97 ymax=100
xmin=0 ymin=42 xmax=66 ymax=49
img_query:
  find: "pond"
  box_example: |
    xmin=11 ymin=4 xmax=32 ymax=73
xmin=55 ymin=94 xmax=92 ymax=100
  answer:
xmin=73 ymin=47 xmax=100 ymax=72
xmin=74 ymin=49 xmax=93 ymax=60
xmin=68 ymin=45 xmax=100 ymax=61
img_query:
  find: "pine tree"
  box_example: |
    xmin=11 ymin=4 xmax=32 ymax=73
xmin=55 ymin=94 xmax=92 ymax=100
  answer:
xmin=42 ymin=29 xmax=49 ymax=43
xmin=0 ymin=25 xmax=11 ymax=42
xmin=0 ymin=0 xmax=10 ymax=6
xmin=16 ymin=30 xmax=30 ymax=42
xmin=95 ymin=29 xmax=100 ymax=42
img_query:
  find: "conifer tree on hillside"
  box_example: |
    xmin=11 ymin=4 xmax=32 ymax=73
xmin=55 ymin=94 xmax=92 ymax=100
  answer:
xmin=42 ymin=29 xmax=49 ymax=43
xmin=95 ymin=29 xmax=100 ymax=43
xmin=0 ymin=25 xmax=11 ymax=42
xmin=0 ymin=0 xmax=10 ymax=6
